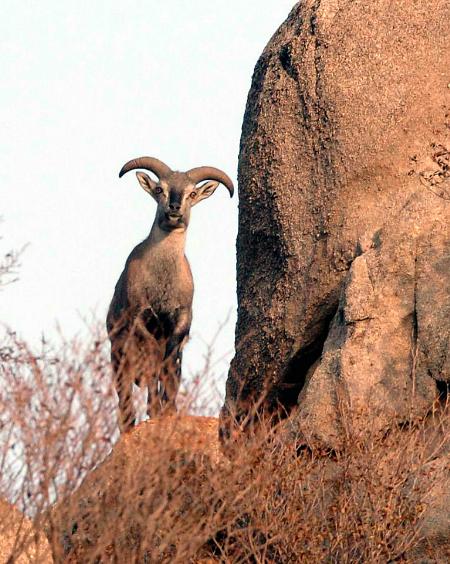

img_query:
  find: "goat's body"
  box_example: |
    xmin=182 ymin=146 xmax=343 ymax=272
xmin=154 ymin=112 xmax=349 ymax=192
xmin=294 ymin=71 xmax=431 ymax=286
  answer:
xmin=108 ymin=234 xmax=193 ymax=325
xmin=107 ymin=227 xmax=193 ymax=429
xmin=108 ymin=156 xmax=234 ymax=432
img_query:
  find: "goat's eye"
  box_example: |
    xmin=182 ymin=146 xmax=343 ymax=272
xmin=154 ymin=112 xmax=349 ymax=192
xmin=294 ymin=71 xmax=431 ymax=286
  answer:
xmin=155 ymin=187 xmax=163 ymax=194
xmin=189 ymin=191 xmax=197 ymax=199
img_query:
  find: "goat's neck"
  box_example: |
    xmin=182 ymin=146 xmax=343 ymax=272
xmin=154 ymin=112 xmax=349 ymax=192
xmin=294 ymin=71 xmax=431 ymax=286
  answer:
xmin=146 ymin=223 xmax=187 ymax=258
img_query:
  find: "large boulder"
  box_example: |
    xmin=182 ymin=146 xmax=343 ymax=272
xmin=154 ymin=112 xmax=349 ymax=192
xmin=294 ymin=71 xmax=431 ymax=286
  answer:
xmin=222 ymin=0 xmax=450 ymax=443
xmin=47 ymin=416 xmax=223 ymax=563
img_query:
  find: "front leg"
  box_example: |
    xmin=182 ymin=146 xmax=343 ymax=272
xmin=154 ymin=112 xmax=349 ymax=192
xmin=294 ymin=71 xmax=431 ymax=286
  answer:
xmin=159 ymin=340 xmax=186 ymax=413
xmin=158 ymin=312 xmax=191 ymax=414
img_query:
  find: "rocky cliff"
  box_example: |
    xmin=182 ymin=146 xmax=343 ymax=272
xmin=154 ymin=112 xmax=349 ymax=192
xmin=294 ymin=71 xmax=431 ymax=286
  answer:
xmin=223 ymin=0 xmax=450 ymax=446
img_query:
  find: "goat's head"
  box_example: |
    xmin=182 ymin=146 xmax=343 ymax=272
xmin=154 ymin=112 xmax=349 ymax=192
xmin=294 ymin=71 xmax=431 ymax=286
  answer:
xmin=119 ymin=157 xmax=234 ymax=232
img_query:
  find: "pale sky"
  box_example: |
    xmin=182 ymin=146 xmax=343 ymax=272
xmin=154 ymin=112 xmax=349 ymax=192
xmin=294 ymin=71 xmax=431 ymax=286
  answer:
xmin=1 ymin=1 xmax=295 ymax=403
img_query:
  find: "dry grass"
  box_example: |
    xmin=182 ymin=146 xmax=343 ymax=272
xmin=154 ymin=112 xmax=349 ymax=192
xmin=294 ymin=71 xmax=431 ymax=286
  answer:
xmin=0 ymin=323 xmax=448 ymax=563
xmin=0 ymin=240 xmax=448 ymax=563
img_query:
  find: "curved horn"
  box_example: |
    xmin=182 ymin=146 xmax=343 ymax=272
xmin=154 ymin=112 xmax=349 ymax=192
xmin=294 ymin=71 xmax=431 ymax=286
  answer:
xmin=186 ymin=166 xmax=234 ymax=197
xmin=119 ymin=157 xmax=172 ymax=179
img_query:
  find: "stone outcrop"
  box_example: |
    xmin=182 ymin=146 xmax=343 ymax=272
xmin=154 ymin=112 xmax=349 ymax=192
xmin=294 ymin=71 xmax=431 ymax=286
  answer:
xmin=0 ymin=499 xmax=52 ymax=563
xmin=295 ymin=189 xmax=448 ymax=448
xmin=47 ymin=416 xmax=222 ymax=563
xmin=222 ymin=0 xmax=450 ymax=444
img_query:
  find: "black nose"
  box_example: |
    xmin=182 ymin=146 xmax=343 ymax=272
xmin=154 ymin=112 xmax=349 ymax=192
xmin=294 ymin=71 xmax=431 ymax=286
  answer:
xmin=169 ymin=202 xmax=181 ymax=211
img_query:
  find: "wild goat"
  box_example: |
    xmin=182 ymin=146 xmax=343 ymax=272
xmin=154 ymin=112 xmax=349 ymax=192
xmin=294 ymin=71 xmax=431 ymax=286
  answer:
xmin=107 ymin=156 xmax=234 ymax=431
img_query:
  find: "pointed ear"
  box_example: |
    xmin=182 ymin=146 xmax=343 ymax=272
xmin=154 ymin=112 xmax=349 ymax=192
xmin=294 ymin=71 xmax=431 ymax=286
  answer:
xmin=191 ymin=181 xmax=219 ymax=206
xmin=136 ymin=171 xmax=158 ymax=196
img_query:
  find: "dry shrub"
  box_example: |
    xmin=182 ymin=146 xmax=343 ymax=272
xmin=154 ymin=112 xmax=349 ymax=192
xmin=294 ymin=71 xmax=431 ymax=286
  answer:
xmin=0 ymin=322 xmax=448 ymax=563
xmin=0 ymin=243 xmax=448 ymax=564
xmin=0 ymin=223 xmax=25 ymax=289
xmin=201 ymin=410 xmax=449 ymax=564
xmin=0 ymin=326 xmax=118 ymax=562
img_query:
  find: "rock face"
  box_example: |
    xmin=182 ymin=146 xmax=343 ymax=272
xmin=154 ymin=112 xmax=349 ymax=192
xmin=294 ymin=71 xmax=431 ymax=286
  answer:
xmin=222 ymin=0 xmax=450 ymax=443
xmin=295 ymin=190 xmax=448 ymax=447
xmin=47 ymin=416 xmax=223 ymax=563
